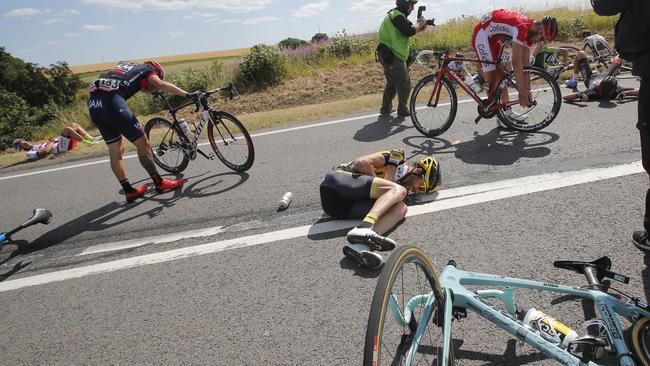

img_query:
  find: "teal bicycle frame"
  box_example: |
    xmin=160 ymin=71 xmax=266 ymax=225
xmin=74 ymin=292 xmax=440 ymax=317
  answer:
xmin=393 ymin=263 xmax=650 ymax=365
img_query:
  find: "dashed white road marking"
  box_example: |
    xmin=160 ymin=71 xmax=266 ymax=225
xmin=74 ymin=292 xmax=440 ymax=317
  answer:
xmin=0 ymin=161 xmax=642 ymax=293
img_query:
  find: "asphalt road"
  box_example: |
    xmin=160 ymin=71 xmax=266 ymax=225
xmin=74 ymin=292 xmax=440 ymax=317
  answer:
xmin=0 ymin=78 xmax=647 ymax=365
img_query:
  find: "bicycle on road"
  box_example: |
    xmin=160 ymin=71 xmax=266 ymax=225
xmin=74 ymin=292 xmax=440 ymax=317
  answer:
xmin=364 ymin=245 xmax=650 ymax=365
xmin=145 ymin=83 xmax=254 ymax=174
xmin=409 ymin=48 xmax=562 ymax=137
xmin=0 ymin=208 xmax=52 ymax=249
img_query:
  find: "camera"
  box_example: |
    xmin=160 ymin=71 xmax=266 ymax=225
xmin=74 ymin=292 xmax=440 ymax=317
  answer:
xmin=417 ymin=6 xmax=436 ymax=26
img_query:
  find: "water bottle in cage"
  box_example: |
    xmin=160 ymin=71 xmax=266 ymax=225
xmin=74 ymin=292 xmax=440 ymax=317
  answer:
xmin=463 ymin=69 xmax=483 ymax=94
xmin=177 ymin=118 xmax=192 ymax=138
xmin=517 ymin=307 xmax=579 ymax=348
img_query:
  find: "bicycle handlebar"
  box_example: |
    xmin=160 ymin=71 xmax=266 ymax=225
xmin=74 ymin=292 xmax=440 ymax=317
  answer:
xmin=155 ymin=83 xmax=239 ymax=114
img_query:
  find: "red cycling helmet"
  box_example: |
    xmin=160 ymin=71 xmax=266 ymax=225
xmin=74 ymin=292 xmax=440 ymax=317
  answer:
xmin=541 ymin=16 xmax=558 ymax=41
xmin=145 ymin=60 xmax=165 ymax=80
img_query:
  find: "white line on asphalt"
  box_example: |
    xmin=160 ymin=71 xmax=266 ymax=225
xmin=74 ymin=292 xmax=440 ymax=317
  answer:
xmin=0 ymin=98 xmax=480 ymax=182
xmin=79 ymin=226 xmax=226 ymax=255
xmin=0 ymin=161 xmax=643 ymax=293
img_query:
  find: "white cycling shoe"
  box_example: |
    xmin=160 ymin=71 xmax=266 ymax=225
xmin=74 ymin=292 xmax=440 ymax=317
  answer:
xmin=504 ymin=109 xmax=529 ymax=123
xmin=346 ymin=227 xmax=396 ymax=251
xmin=343 ymin=244 xmax=385 ymax=270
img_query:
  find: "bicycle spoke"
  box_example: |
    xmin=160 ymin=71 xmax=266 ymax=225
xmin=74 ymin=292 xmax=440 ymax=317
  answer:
xmin=207 ymin=111 xmax=254 ymax=172
xmin=145 ymin=117 xmax=189 ymax=173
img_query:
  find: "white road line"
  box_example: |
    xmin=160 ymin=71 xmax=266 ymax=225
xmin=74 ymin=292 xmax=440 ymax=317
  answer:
xmin=79 ymin=226 xmax=226 ymax=255
xmin=0 ymin=161 xmax=643 ymax=293
xmin=0 ymin=98 xmax=483 ymax=182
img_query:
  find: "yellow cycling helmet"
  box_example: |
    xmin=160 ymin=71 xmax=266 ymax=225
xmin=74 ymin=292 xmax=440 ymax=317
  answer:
xmin=419 ymin=155 xmax=441 ymax=193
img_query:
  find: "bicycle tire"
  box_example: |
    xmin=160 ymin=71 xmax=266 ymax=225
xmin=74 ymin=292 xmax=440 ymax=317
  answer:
xmin=207 ymin=111 xmax=254 ymax=172
xmin=496 ymin=66 xmax=562 ymax=132
xmin=630 ymin=317 xmax=650 ymax=366
xmin=364 ymin=245 xmax=454 ymax=366
xmin=144 ymin=117 xmax=189 ymax=173
xmin=409 ymin=74 xmax=458 ymax=137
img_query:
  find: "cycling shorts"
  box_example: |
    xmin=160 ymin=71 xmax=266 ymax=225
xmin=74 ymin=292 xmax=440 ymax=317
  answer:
xmin=88 ymin=91 xmax=144 ymax=144
xmin=319 ymin=169 xmax=377 ymax=219
xmin=471 ymin=27 xmax=503 ymax=72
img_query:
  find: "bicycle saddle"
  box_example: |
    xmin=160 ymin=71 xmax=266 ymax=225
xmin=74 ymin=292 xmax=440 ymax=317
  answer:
xmin=554 ymin=256 xmax=629 ymax=284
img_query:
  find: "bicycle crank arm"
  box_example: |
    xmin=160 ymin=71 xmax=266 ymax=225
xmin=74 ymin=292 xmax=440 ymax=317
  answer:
xmin=196 ymin=148 xmax=215 ymax=160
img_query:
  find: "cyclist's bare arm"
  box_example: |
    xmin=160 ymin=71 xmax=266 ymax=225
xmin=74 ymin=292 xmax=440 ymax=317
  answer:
xmin=617 ymin=88 xmax=639 ymax=100
xmin=146 ymin=75 xmax=190 ymax=97
xmin=352 ymin=152 xmax=385 ymax=176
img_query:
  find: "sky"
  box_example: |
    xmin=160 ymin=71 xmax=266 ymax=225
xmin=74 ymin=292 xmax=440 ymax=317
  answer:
xmin=0 ymin=0 xmax=592 ymax=67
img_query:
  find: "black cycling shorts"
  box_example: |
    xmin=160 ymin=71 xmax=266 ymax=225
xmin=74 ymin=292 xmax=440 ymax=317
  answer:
xmin=319 ymin=170 xmax=377 ymax=219
xmin=88 ymin=91 xmax=145 ymax=144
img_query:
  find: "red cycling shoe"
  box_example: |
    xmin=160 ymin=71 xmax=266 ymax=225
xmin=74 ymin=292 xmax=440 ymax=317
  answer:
xmin=155 ymin=178 xmax=186 ymax=193
xmin=125 ymin=184 xmax=149 ymax=203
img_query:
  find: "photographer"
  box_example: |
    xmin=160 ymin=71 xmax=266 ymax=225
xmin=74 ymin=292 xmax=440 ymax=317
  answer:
xmin=377 ymin=0 xmax=428 ymax=117
xmin=589 ymin=1 xmax=650 ymax=251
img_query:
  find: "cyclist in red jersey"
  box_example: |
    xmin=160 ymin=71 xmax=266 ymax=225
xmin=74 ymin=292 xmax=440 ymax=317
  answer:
xmin=471 ymin=10 xmax=558 ymax=126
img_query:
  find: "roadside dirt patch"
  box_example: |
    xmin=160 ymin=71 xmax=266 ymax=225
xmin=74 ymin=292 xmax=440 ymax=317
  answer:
xmin=214 ymin=60 xmax=433 ymax=116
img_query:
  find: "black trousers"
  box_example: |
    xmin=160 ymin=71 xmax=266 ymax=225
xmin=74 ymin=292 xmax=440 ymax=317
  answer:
xmin=637 ymin=78 xmax=650 ymax=231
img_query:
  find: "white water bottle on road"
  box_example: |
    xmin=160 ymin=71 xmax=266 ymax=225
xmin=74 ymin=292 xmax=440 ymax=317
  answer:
xmin=277 ymin=192 xmax=293 ymax=211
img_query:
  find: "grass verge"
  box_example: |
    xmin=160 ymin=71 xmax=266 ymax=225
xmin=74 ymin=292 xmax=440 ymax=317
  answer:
xmin=0 ymin=93 xmax=385 ymax=169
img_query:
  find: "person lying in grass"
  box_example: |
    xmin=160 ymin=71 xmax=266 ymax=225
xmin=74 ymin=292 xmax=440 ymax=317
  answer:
xmin=12 ymin=123 xmax=102 ymax=161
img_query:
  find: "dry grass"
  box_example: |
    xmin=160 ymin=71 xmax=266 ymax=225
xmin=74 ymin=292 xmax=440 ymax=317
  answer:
xmin=69 ymin=47 xmax=248 ymax=74
xmin=0 ymin=91 xmax=389 ymax=168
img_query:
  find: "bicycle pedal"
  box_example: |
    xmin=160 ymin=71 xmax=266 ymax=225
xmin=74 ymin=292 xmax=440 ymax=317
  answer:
xmin=209 ymin=154 xmax=215 ymax=160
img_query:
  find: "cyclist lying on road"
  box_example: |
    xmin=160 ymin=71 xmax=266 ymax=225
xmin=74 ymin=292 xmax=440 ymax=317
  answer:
xmin=12 ymin=123 xmax=102 ymax=161
xmin=562 ymin=54 xmax=639 ymax=102
xmin=319 ymin=149 xmax=441 ymax=270
xmin=471 ymin=9 xmax=558 ymax=128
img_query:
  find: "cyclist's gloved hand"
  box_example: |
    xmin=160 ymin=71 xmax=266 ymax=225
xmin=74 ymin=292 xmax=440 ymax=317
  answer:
xmin=185 ymin=91 xmax=200 ymax=100
xmin=387 ymin=149 xmax=405 ymax=167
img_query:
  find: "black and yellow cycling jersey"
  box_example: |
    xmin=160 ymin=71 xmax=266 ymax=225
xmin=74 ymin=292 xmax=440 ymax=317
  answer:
xmin=321 ymin=150 xmax=408 ymax=219
xmin=334 ymin=150 xmax=406 ymax=179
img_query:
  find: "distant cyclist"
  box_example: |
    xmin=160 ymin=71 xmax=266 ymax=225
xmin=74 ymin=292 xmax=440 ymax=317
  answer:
xmin=319 ymin=149 xmax=441 ymax=270
xmin=88 ymin=60 xmax=198 ymax=203
xmin=562 ymin=55 xmax=639 ymax=102
xmin=471 ymin=9 xmax=558 ymax=127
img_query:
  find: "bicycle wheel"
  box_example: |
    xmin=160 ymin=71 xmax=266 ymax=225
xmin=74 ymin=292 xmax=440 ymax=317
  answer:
xmin=364 ymin=245 xmax=453 ymax=366
xmin=144 ymin=117 xmax=189 ymax=173
xmin=409 ymin=74 xmax=458 ymax=137
xmin=207 ymin=111 xmax=254 ymax=172
xmin=496 ymin=66 xmax=562 ymax=132
xmin=630 ymin=317 xmax=650 ymax=366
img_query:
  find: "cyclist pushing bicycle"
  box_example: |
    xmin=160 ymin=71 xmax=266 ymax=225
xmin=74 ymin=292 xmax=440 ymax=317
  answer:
xmin=88 ymin=60 xmax=199 ymax=203
xmin=319 ymin=149 xmax=440 ymax=270
xmin=471 ymin=10 xmax=558 ymax=129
